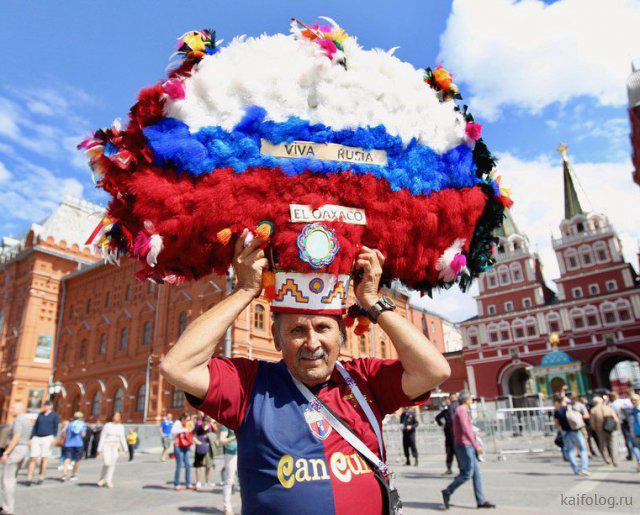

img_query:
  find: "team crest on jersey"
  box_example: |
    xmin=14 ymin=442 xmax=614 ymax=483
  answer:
xmin=304 ymin=409 xmax=332 ymax=440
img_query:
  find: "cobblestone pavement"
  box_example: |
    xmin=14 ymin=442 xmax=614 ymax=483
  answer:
xmin=9 ymin=450 xmax=640 ymax=514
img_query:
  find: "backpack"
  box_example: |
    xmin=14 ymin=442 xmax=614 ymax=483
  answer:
xmin=603 ymin=415 xmax=617 ymax=433
xmin=566 ymin=406 xmax=585 ymax=430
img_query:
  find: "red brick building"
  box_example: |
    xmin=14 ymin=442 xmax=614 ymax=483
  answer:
xmin=459 ymin=148 xmax=640 ymax=402
xmin=628 ymin=59 xmax=640 ymax=188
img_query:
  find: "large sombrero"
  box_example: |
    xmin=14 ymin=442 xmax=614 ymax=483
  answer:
xmin=81 ymin=18 xmax=511 ymax=328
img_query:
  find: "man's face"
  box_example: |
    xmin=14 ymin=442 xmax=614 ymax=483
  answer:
xmin=273 ymin=314 xmax=343 ymax=387
xmin=632 ymin=395 xmax=639 ymax=407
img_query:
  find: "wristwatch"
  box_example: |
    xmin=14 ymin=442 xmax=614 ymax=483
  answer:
xmin=366 ymin=295 xmax=396 ymax=323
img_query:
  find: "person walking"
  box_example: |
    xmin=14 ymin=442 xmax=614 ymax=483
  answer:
xmin=159 ymin=413 xmax=173 ymax=462
xmin=554 ymin=396 xmax=589 ymax=476
xmin=573 ymin=395 xmax=598 ymax=458
xmin=126 ymin=428 xmax=138 ymax=461
xmin=90 ymin=420 xmax=103 ymax=458
xmin=171 ymin=413 xmax=194 ymax=491
xmin=441 ymin=392 xmax=495 ymax=510
xmin=1 ymin=402 xmax=31 ymax=514
xmin=27 ymin=400 xmax=59 ymax=484
xmin=399 ymin=407 xmax=419 ymax=466
xmin=96 ymin=412 xmax=128 ymax=488
xmin=220 ymin=424 xmax=238 ymax=515
xmin=589 ymin=396 xmax=619 ymax=466
xmin=62 ymin=411 xmax=87 ymax=481
xmin=193 ymin=414 xmax=214 ymax=490
xmin=610 ymin=391 xmax=634 ymax=461
xmin=436 ymin=394 xmax=461 ymax=474
xmin=629 ymin=393 xmax=640 ymax=471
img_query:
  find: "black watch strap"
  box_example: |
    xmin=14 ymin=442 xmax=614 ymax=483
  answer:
xmin=367 ymin=295 xmax=396 ymax=323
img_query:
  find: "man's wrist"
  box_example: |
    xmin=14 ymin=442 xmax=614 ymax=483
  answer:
xmin=360 ymin=296 xmax=379 ymax=311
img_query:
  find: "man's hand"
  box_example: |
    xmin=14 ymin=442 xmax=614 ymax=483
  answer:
xmin=233 ymin=229 xmax=269 ymax=297
xmin=354 ymin=246 xmax=385 ymax=310
xmin=477 ymin=447 xmax=484 ymax=455
xmin=0 ymin=455 xmax=7 ymax=463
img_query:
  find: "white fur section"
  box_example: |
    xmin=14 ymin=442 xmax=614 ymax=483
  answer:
xmin=165 ymin=33 xmax=467 ymax=153
xmin=146 ymin=234 xmax=164 ymax=267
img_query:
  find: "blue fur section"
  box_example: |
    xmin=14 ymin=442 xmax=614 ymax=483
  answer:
xmin=143 ymin=106 xmax=480 ymax=196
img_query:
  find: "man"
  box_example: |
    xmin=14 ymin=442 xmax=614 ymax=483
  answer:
xmin=629 ymin=393 xmax=640 ymax=470
xmin=27 ymin=400 xmax=59 ymax=484
xmin=62 ymin=411 xmax=87 ymax=481
xmin=441 ymin=392 xmax=495 ymax=510
xmin=160 ymin=237 xmax=451 ymax=514
xmin=573 ymin=395 xmax=598 ymax=458
xmin=436 ymin=394 xmax=460 ymax=475
xmin=399 ymin=407 xmax=419 ymax=466
xmin=90 ymin=420 xmax=103 ymax=458
xmin=159 ymin=413 xmax=173 ymax=462
xmin=1 ymin=402 xmax=31 ymax=514
xmin=589 ymin=396 xmax=618 ymax=466
xmin=554 ymin=396 xmax=589 ymax=476
xmin=610 ymin=391 xmax=634 ymax=461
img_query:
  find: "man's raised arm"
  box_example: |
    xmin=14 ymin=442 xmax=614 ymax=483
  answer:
xmin=159 ymin=230 xmax=268 ymax=399
xmin=356 ymin=247 xmax=451 ymax=400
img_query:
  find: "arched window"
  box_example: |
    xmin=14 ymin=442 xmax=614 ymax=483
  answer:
xmin=136 ymin=384 xmax=146 ymax=412
xmin=546 ymin=312 xmax=561 ymax=333
xmin=467 ymin=327 xmax=479 ymax=346
xmin=99 ymin=333 xmax=107 ymax=355
xmin=510 ymin=262 xmax=523 ymax=283
xmin=142 ymin=321 xmax=152 ymax=346
xmin=253 ymin=305 xmax=265 ymax=330
xmin=512 ymin=319 xmax=525 ymax=340
xmin=616 ymin=299 xmax=632 ymax=322
xmin=600 ymin=302 xmax=617 ymax=325
xmin=487 ymin=324 xmax=499 ymax=344
xmin=565 ymin=249 xmax=579 ymax=270
xmin=498 ymin=265 xmax=510 ymax=286
xmin=79 ymin=339 xmax=87 ymax=361
xmin=113 ymin=388 xmax=124 ymax=413
xmin=177 ymin=311 xmax=188 ymax=336
xmin=498 ymin=321 xmax=511 ymax=342
xmin=119 ymin=327 xmax=128 ymax=351
xmin=570 ymin=308 xmax=586 ymax=330
xmin=486 ymin=270 xmax=498 ymax=289
xmin=525 ymin=318 xmax=538 ymax=338
xmin=576 ymin=221 xmax=585 ymax=233
xmin=579 ymin=245 xmax=594 ymax=266
xmin=359 ymin=335 xmax=366 ymax=354
xmin=584 ymin=306 xmax=599 ymax=327
xmin=91 ymin=391 xmax=102 ymax=417
xmin=594 ymin=241 xmax=609 ymax=263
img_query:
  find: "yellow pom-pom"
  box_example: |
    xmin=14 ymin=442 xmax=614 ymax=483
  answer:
xmin=256 ymin=221 xmax=274 ymax=240
xmin=217 ymin=228 xmax=232 ymax=245
xmin=262 ymin=271 xmax=276 ymax=300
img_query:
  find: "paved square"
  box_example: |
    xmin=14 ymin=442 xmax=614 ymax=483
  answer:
xmin=9 ymin=450 xmax=640 ymax=514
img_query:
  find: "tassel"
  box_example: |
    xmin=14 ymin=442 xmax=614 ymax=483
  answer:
xmin=354 ymin=315 xmax=370 ymax=336
xmin=256 ymin=220 xmax=274 ymax=240
xmin=344 ymin=304 xmax=360 ymax=328
xmin=262 ymin=271 xmax=276 ymax=301
xmin=217 ymin=228 xmax=231 ymax=245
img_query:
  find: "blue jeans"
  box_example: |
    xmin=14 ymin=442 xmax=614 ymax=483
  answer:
xmin=174 ymin=446 xmax=192 ymax=486
xmin=443 ymin=444 xmax=486 ymax=505
xmin=630 ymin=435 xmax=640 ymax=462
xmin=562 ymin=430 xmax=588 ymax=474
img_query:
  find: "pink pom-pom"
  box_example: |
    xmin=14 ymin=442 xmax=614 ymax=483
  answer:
xmin=163 ymin=79 xmax=185 ymax=100
xmin=465 ymin=122 xmax=482 ymax=141
xmin=318 ymin=38 xmax=338 ymax=59
xmin=450 ymin=253 xmax=467 ymax=276
xmin=133 ymin=231 xmax=151 ymax=258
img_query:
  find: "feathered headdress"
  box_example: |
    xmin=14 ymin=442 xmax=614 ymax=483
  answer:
xmin=80 ymin=18 xmax=511 ymax=316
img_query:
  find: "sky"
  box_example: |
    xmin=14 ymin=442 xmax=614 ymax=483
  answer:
xmin=1 ymin=0 xmax=639 ymax=322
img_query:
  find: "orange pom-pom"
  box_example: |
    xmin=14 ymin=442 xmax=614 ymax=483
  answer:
xmin=256 ymin=220 xmax=273 ymax=240
xmin=262 ymin=271 xmax=276 ymax=301
xmin=353 ymin=322 xmax=368 ymax=336
xmin=217 ymin=228 xmax=231 ymax=245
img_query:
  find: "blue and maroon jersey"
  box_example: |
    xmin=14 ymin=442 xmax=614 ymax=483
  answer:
xmin=188 ymin=357 xmax=429 ymax=514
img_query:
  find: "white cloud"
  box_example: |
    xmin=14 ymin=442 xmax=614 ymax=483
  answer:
xmin=412 ymin=151 xmax=639 ymax=323
xmin=0 ymin=160 xmax=11 ymax=183
xmin=439 ymin=0 xmax=640 ymax=119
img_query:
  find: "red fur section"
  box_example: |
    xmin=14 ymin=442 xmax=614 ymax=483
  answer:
xmin=110 ymin=166 xmax=489 ymax=287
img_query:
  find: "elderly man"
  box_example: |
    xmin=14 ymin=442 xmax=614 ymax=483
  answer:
xmin=161 ymin=235 xmax=451 ymax=514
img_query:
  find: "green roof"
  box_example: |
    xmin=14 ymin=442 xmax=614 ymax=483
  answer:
xmin=563 ymin=157 xmax=586 ymax=219
xmin=494 ymin=208 xmax=520 ymax=238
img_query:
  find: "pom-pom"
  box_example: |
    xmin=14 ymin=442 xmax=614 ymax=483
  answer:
xmin=436 ymin=238 xmax=467 ymax=282
xmin=146 ymin=234 xmax=164 ymax=267
xmin=353 ymin=315 xmax=370 ymax=336
xmin=217 ymin=228 xmax=232 ymax=245
xmin=256 ymin=220 xmax=274 ymax=240
xmin=465 ymin=122 xmax=482 ymax=142
xmin=262 ymin=271 xmax=276 ymax=301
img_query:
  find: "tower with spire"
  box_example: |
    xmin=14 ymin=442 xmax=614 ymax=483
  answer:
xmin=458 ymin=144 xmax=640 ymax=401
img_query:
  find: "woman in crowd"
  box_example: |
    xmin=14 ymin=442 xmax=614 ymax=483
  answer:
xmin=219 ymin=424 xmax=238 ymax=515
xmin=193 ymin=413 xmax=216 ymax=490
xmin=171 ymin=412 xmax=195 ymax=491
xmin=97 ymin=412 xmax=128 ymax=488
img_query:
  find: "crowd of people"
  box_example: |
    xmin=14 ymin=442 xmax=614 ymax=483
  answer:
xmin=552 ymin=388 xmax=640 ymax=475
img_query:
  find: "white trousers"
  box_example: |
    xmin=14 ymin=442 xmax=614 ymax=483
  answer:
xmin=2 ymin=444 xmax=28 ymax=513
xmin=100 ymin=444 xmax=120 ymax=484
xmin=222 ymin=453 xmax=238 ymax=511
